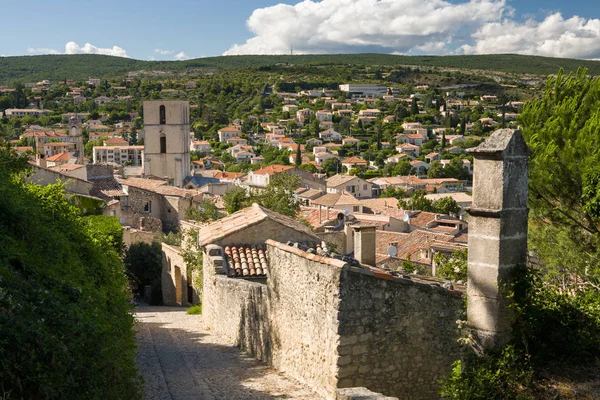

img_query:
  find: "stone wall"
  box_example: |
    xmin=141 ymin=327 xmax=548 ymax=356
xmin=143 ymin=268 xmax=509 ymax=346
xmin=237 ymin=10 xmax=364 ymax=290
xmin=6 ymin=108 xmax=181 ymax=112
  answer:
xmin=122 ymin=226 xmax=155 ymax=246
xmin=202 ymin=239 xmax=465 ymax=400
xmin=202 ymin=254 xmax=270 ymax=360
xmin=162 ymin=243 xmax=195 ymax=306
xmin=337 ymin=269 xmax=464 ymax=400
xmin=216 ymin=219 xmax=319 ymax=248
xmin=29 ymin=165 xmax=93 ymax=196
xmin=267 ymin=241 xmax=345 ymax=399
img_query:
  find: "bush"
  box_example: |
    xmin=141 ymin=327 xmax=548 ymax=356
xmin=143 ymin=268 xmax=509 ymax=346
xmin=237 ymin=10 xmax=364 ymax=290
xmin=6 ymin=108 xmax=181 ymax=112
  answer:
xmin=0 ymin=147 xmax=142 ymax=399
xmin=124 ymin=241 xmax=163 ymax=296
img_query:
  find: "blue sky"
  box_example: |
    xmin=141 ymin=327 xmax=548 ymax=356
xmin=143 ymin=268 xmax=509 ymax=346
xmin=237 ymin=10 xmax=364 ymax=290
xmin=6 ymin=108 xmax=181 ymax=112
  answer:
xmin=1 ymin=0 xmax=600 ymax=59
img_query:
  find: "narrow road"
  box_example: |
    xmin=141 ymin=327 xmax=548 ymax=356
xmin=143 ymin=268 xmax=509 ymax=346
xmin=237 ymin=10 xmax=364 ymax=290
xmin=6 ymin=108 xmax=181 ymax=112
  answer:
xmin=135 ymin=306 xmax=320 ymax=400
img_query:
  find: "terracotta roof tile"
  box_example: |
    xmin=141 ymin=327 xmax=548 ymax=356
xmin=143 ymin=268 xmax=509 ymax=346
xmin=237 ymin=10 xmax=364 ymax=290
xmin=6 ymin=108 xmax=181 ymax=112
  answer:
xmin=224 ymin=244 xmax=269 ymax=277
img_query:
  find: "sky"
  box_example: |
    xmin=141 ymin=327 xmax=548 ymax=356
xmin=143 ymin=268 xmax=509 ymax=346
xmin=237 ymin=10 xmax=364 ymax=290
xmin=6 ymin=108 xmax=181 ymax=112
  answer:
xmin=1 ymin=0 xmax=600 ymax=60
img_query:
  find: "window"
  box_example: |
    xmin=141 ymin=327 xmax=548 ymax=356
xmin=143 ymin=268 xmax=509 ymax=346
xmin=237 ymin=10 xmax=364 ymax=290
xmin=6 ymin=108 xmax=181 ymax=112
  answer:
xmin=363 ymin=184 xmax=367 ymax=191
xmin=159 ymin=105 xmax=166 ymax=124
xmin=353 ymin=206 xmax=360 ymax=212
xmin=160 ymin=134 xmax=166 ymax=154
xmin=144 ymin=201 xmax=152 ymax=213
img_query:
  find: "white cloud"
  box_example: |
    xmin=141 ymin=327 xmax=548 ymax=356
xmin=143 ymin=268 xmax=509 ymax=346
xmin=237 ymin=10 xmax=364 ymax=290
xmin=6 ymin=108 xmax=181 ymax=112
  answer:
xmin=155 ymin=48 xmax=175 ymax=55
xmin=461 ymin=13 xmax=600 ymax=59
xmin=224 ymin=0 xmax=508 ymax=55
xmin=65 ymin=42 xmax=129 ymax=57
xmin=174 ymin=51 xmax=188 ymax=60
xmin=27 ymin=42 xmax=129 ymax=57
xmin=28 ymin=47 xmax=61 ymax=55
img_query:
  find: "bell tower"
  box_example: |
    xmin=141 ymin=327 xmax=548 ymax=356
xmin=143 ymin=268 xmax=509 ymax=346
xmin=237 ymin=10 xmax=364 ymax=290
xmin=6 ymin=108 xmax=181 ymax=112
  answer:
xmin=68 ymin=111 xmax=84 ymax=164
xmin=143 ymin=100 xmax=191 ymax=187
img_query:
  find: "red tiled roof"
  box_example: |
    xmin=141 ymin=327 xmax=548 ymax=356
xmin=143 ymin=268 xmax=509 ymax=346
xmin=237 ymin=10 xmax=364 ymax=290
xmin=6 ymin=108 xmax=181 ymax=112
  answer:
xmin=46 ymin=151 xmax=70 ymax=162
xmin=224 ymin=244 xmax=268 ymax=277
xmin=298 ymin=206 xmax=344 ymax=230
xmin=251 ymin=164 xmax=294 ymax=176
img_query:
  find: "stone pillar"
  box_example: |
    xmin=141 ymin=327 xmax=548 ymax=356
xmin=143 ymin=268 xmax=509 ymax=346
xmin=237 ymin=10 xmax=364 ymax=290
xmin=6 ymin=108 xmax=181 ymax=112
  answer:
xmin=353 ymin=225 xmax=377 ymax=266
xmin=466 ymin=129 xmax=529 ymax=349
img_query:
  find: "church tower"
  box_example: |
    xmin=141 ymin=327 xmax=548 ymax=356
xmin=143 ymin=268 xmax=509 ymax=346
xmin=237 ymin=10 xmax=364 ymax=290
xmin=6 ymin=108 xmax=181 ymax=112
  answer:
xmin=68 ymin=112 xmax=84 ymax=164
xmin=143 ymin=100 xmax=191 ymax=187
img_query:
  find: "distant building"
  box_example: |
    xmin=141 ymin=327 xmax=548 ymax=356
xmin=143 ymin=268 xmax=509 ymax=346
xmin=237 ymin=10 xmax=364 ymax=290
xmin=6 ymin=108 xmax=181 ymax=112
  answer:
xmin=339 ymin=84 xmax=387 ymax=97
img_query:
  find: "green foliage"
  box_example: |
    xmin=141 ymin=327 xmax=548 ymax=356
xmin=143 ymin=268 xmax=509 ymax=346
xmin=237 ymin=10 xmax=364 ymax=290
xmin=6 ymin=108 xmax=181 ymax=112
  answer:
xmin=83 ymin=215 xmax=124 ymax=253
xmin=257 ymin=172 xmax=301 ymax=217
xmin=186 ymin=304 xmax=203 ymax=315
xmin=440 ymin=346 xmax=533 ymax=400
xmin=124 ymin=241 xmax=163 ymax=304
xmin=223 ymin=186 xmax=253 ymax=214
xmin=398 ymin=190 xmax=433 ymax=212
xmin=380 ymin=186 xmax=408 ymax=201
xmin=434 ymin=249 xmax=467 ymax=281
xmin=159 ymin=230 xmax=182 ymax=246
xmin=185 ymin=199 xmax=223 ymax=223
xmin=520 ymin=69 xmax=600 ymax=287
xmin=322 ymin=157 xmax=341 ymax=177
xmin=298 ymin=163 xmax=317 ymax=173
xmin=441 ymin=266 xmax=600 ymax=399
xmin=432 ymin=196 xmax=460 ymax=216
xmin=0 ymin=147 xmax=142 ymax=399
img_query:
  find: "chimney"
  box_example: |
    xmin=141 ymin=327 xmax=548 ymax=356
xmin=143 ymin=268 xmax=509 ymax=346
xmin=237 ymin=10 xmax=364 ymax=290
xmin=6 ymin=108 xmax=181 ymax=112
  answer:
xmin=353 ymin=225 xmax=377 ymax=266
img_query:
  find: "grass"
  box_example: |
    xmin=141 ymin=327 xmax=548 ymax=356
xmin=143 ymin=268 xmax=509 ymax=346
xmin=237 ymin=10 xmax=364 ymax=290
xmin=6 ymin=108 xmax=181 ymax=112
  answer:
xmin=186 ymin=304 xmax=202 ymax=315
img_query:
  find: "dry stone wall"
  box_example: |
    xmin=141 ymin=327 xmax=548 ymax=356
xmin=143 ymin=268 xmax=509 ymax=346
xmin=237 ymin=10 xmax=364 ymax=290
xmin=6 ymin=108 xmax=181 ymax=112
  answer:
xmin=337 ymin=269 xmax=464 ymax=400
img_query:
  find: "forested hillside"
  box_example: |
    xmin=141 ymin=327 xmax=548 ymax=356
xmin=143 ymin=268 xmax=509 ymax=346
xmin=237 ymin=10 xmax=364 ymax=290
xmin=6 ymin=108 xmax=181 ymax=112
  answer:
xmin=2 ymin=53 xmax=600 ymax=83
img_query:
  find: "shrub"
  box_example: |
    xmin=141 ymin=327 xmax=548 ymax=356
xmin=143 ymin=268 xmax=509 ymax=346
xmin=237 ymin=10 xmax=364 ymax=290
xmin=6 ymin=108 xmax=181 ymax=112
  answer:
xmin=0 ymin=146 xmax=142 ymax=399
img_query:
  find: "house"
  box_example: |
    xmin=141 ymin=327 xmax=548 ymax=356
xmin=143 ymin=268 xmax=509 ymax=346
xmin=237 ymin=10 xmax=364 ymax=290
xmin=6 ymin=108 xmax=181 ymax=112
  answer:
xmin=383 ymin=115 xmax=396 ymax=124
xmin=306 ymin=138 xmax=323 ymax=147
xmin=315 ymin=152 xmax=338 ymax=165
xmin=396 ymin=143 xmax=420 ymax=157
xmin=282 ymin=104 xmax=299 ymax=113
xmin=104 ymin=137 xmax=129 ymax=146
xmin=312 ymin=191 xmax=364 ymax=213
xmin=425 ymin=152 xmax=441 ymax=163
xmin=319 ymin=129 xmax=342 ymax=142
xmin=190 ymin=140 xmax=211 ymax=152
xmin=289 ymin=153 xmax=311 ymax=165
xmin=342 ymin=137 xmax=360 ymax=146
xmin=410 ymin=160 xmax=430 ymax=175
xmin=226 ymin=137 xmax=248 ymax=146
xmin=319 ymin=121 xmax=334 ymax=130
xmin=386 ymin=154 xmax=408 ymax=164
xmin=327 ymin=174 xmax=373 ymax=198
xmin=43 ymin=142 xmax=75 ymax=158
xmin=396 ymin=134 xmax=424 ymax=146
xmin=358 ymin=109 xmax=381 ymax=118
xmin=218 ymin=126 xmax=242 ymax=143
xmin=248 ymin=165 xmax=326 ymax=191
xmin=4 ymin=108 xmax=51 ymax=119
xmin=315 ymin=110 xmax=333 ymax=122
xmin=93 ymin=145 xmax=144 ymax=166
xmin=341 ymin=156 xmax=368 ymax=172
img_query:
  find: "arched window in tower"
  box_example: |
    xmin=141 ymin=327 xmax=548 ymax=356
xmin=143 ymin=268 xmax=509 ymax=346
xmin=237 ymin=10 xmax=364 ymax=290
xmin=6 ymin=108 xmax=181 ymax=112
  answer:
xmin=159 ymin=105 xmax=166 ymax=124
xmin=160 ymin=134 xmax=167 ymax=154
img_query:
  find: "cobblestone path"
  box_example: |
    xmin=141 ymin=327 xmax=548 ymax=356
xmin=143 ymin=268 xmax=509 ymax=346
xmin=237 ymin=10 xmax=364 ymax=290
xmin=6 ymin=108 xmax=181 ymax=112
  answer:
xmin=135 ymin=306 xmax=321 ymax=400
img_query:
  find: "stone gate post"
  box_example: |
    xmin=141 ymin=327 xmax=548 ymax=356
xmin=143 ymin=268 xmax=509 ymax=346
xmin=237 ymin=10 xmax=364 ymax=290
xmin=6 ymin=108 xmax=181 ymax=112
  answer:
xmin=466 ymin=129 xmax=530 ymax=349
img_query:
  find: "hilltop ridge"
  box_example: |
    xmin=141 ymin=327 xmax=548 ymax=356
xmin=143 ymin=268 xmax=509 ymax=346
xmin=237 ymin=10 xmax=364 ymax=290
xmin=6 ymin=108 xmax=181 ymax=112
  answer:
xmin=1 ymin=53 xmax=600 ymax=83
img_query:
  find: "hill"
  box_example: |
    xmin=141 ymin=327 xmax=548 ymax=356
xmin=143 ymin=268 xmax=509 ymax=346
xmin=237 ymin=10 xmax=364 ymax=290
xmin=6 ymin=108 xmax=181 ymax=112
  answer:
xmin=1 ymin=53 xmax=600 ymax=83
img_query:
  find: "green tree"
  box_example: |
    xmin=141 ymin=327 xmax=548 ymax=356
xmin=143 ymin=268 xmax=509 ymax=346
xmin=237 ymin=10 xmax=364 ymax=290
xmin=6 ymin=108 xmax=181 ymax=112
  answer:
xmin=124 ymin=242 xmax=163 ymax=304
xmin=427 ymin=160 xmax=445 ymax=178
xmin=185 ymin=199 xmax=223 ymax=222
xmin=393 ymin=158 xmax=412 ymax=176
xmin=380 ymin=186 xmax=408 ymax=201
xmin=410 ymin=97 xmax=419 ymax=115
xmin=398 ymin=190 xmax=433 ymax=212
xmin=223 ymin=186 xmax=252 ymax=214
xmin=434 ymin=249 xmax=468 ymax=281
xmin=432 ymin=196 xmax=460 ymax=216
xmin=295 ymin=145 xmax=302 ymax=167
xmin=322 ymin=157 xmax=341 ymax=176
xmin=256 ymin=172 xmax=301 ymax=217
xmin=519 ymin=69 xmax=600 ymax=287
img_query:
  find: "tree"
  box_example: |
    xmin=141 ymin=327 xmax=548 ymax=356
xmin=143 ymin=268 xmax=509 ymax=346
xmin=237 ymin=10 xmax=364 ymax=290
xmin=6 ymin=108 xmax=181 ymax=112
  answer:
xmin=398 ymin=190 xmax=433 ymax=212
xmin=298 ymin=163 xmax=317 ymax=173
xmin=124 ymin=241 xmax=163 ymax=299
xmin=256 ymin=172 xmax=301 ymax=217
xmin=520 ymin=69 xmax=600 ymax=287
xmin=295 ymin=145 xmax=302 ymax=167
xmin=185 ymin=199 xmax=223 ymax=222
xmin=432 ymin=196 xmax=460 ymax=216
xmin=339 ymin=117 xmax=351 ymax=135
xmin=393 ymin=158 xmax=412 ymax=176
xmin=380 ymin=186 xmax=408 ymax=201
xmin=441 ymin=130 xmax=446 ymax=151
xmin=322 ymin=157 xmax=341 ymax=176
xmin=410 ymin=97 xmax=419 ymax=116
xmin=434 ymin=249 xmax=467 ymax=281
xmin=223 ymin=186 xmax=252 ymax=214
xmin=428 ymin=160 xmax=445 ymax=178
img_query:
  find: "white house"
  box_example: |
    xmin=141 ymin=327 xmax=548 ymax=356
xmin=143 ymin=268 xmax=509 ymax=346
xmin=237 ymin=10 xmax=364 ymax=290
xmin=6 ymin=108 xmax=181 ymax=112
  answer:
xmin=319 ymin=129 xmax=342 ymax=142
